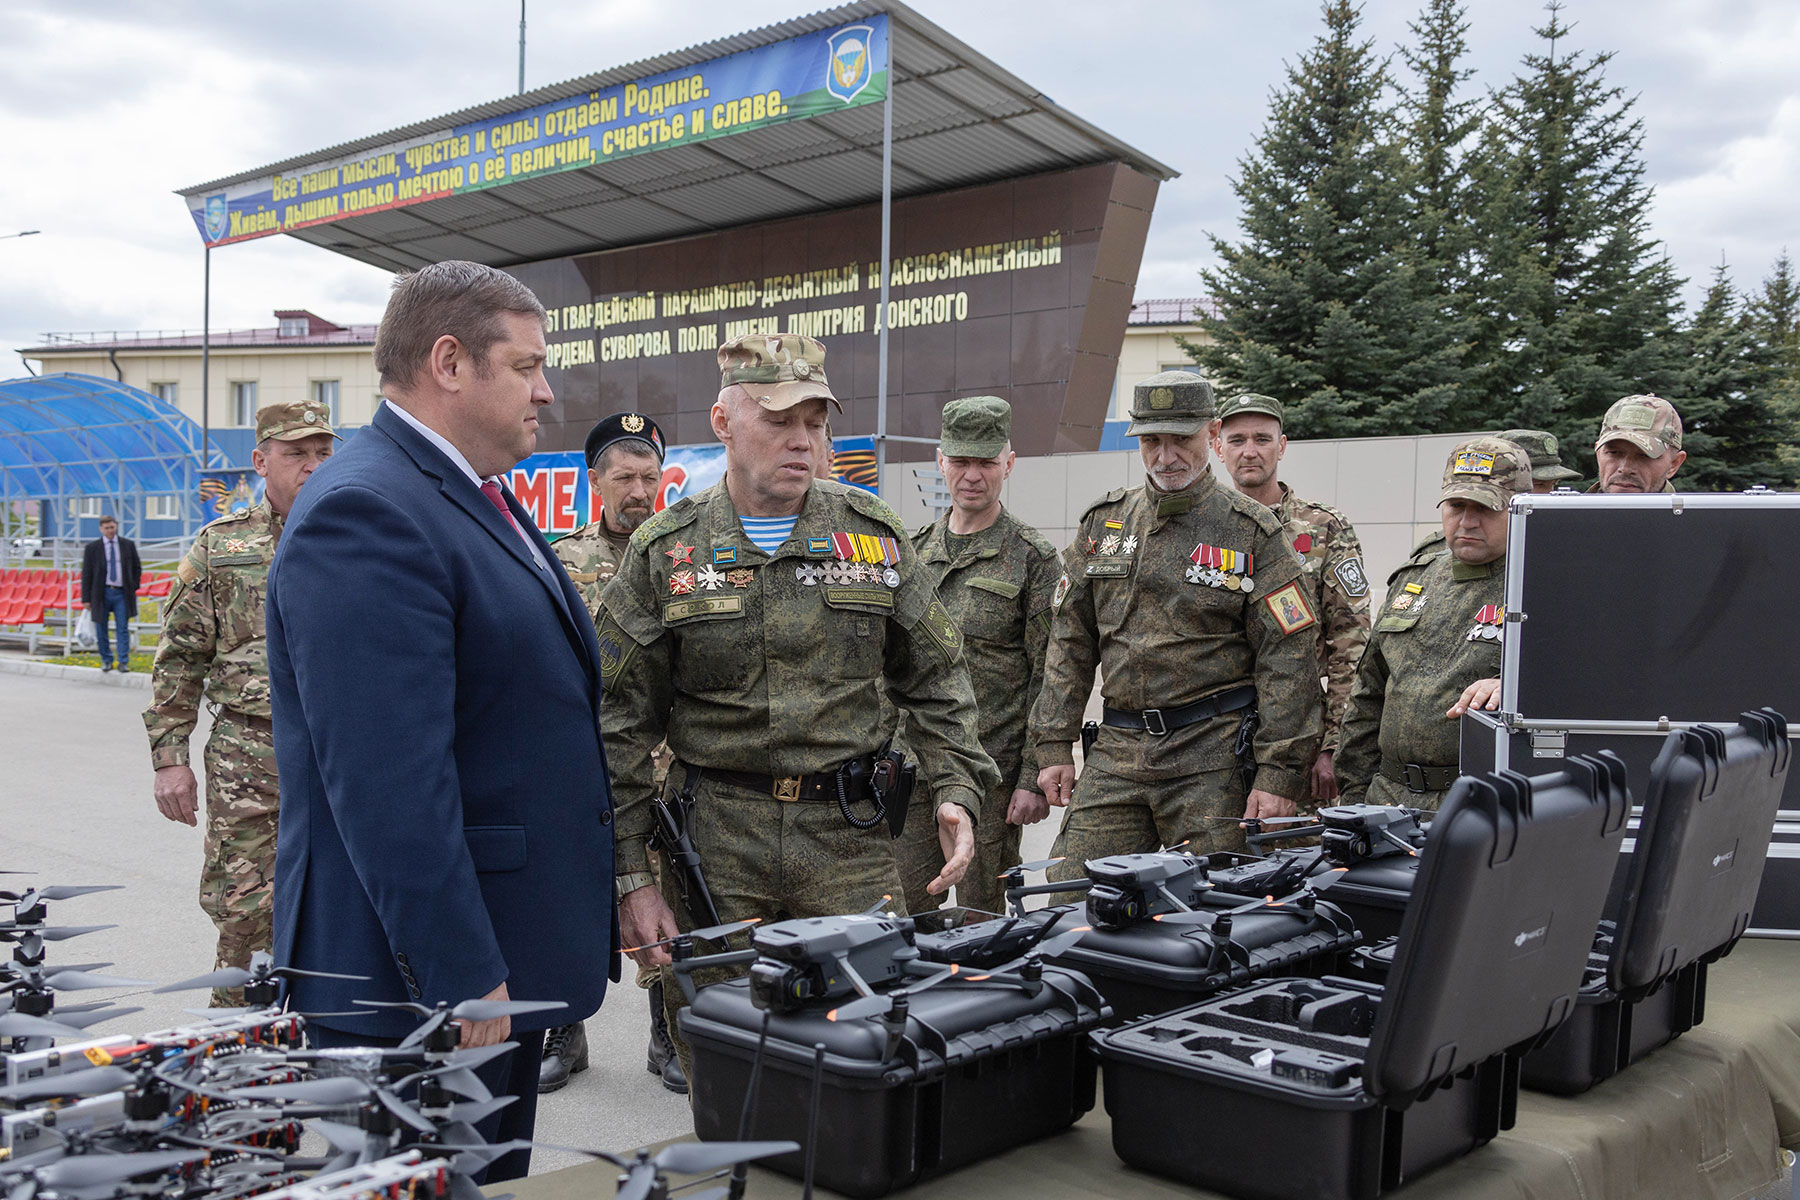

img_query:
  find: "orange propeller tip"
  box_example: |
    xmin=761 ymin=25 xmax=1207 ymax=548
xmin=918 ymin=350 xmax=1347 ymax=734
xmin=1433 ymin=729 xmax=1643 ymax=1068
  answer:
xmin=825 ymin=1010 xmax=839 ymax=1022
xmin=965 ymin=974 xmax=991 ymax=982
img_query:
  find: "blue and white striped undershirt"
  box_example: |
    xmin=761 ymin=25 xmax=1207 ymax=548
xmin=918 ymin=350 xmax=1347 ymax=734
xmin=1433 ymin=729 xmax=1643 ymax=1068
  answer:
xmin=739 ymin=515 xmax=799 ymax=553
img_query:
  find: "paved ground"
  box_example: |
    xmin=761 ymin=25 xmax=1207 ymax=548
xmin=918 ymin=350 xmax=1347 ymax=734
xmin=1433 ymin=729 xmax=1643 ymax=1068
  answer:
xmin=0 ymin=664 xmax=1063 ymax=1173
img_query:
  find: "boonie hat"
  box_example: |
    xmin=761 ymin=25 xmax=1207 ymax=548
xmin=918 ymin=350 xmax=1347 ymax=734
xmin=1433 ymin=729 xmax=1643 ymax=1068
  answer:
xmin=1215 ymin=393 xmax=1284 ymax=425
xmin=1440 ymin=437 xmax=1532 ymax=512
xmin=1500 ymin=428 xmax=1580 ymax=481
xmin=1127 ymin=371 xmax=1215 ymax=438
xmin=256 ymin=399 xmax=339 ymax=443
xmin=939 ymin=396 xmax=1011 ymax=458
xmin=718 ymin=332 xmax=841 ymax=412
xmin=585 ymin=412 xmax=666 ymax=468
xmin=1595 ymin=395 xmax=1683 ymax=459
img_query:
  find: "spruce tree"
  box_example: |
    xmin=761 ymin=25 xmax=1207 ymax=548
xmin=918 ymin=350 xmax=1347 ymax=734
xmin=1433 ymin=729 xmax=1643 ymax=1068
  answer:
xmin=1745 ymin=251 xmax=1800 ymax=485
xmin=1399 ymin=0 xmax=1481 ymax=300
xmin=1463 ymin=3 xmax=1686 ymax=465
xmin=1189 ymin=0 xmax=1466 ymax=437
xmin=1677 ymin=262 xmax=1787 ymax=490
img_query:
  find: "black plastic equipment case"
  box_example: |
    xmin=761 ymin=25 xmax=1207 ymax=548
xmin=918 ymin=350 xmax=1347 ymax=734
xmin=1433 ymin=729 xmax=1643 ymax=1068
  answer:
xmin=679 ymin=964 xmax=1108 ymax=1197
xmin=1520 ymin=710 xmax=1791 ymax=1094
xmin=1211 ymin=851 xmax=1421 ymax=943
xmin=1033 ymin=889 xmax=1360 ymax=1025
xmin=1093 ymin=756 xmax=1631 ymax=1200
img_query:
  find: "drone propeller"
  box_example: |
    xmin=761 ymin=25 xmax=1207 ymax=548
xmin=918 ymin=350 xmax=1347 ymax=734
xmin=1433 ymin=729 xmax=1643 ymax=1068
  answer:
xmin=622 ymin=917 xmax=760 ymax=954
xmin=0 ymin=926 xmax=115 ymax=942
xmin=24 ymin=887 xmax=123 ymax=904
xmin=38 ymin=969 xmax=150 ymax=992
xmin=826 ymin=964 xmax=960 ymax=1022
xmin=153 ymin=964 xmax=368 ymax=994
xmin=32 ymin=1149 xmax=207 ymax=1192
xmin=444 ymin=1095 xmax=516 ymax=1125
xmin=962 ymin=925 xmax=1092 ymax=979
xmin=856 ymin=895 xmax=896 ymax=917
xmin=228 ymin=1076 xmax=437 ymax=1136
xmin=1198 ymin=814 xmax=1318 ymax=826
xmin=0 ymin=1065 xmax=138 ymax=1103
xmin=998 ymin=857 xmax=1064 ymax=878
xmin=1154 ymin=870 xmax=1351 ymax=926
xmin=0 ymin=1012 xmax=95 ymax=1040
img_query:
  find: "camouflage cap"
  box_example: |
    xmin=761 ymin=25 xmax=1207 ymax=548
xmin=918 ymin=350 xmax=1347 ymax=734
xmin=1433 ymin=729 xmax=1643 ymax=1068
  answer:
xmin=939 ymin=396 xmax=1011 ymax=458
xmin=256 ymin=399 xmax=339 ymax=443
xmin=717 ymin=332 xmax=841 ymax=412
xmin=1127 ymin=371 xmax=1215 ymax=437
xmin=1596 ymin=394 xmax=1683 ymax=458
xmin=1215 ymin=393 xmax=1284 ymax=426
xmin=1441 ymin=436 xmax=1532 ymax=511
xmin=1500 ymin=428 xmax=1581 ymax=481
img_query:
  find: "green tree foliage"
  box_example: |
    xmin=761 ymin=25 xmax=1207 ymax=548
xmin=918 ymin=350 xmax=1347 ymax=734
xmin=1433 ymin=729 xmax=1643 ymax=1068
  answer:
xmin=1745 ymin=252 xmax=1800 ymax=485
xmin=1188 ymin=0 xmax=1466 ymax=438
xmin=1399 ymin=0 xmax=1481 ymax=300
xmin=1462 ymin=3 xmax=1686 ymax=467
xmin=1676 ymin=262 xmax=1789 ymax=490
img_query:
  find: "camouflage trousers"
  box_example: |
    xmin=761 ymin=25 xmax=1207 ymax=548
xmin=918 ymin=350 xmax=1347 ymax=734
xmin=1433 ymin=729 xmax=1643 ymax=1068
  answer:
xmin=1045 ymin=762 xmax=1247 ymax=888
xmin=656 ymin=766 xmax=903 ymax=1096
xmin=200 ymin=712 xmax=279 ymax=1007
xmin=895 ymin=780 xmax=1021 ymax=916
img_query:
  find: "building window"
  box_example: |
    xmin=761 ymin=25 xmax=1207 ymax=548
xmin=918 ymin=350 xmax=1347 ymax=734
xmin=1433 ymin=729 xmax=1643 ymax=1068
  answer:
xmin=278 ymin=316 xmax=308 ymax=337
xmin=1159 ymin=363 xmax=1204 ymax=375
xmin=311 ymin=379 xmax=340 ymax=423
xmin=151 ymin=381 xmax=179 ymax=406
xmin=145 ymin=495 xmax=182 ymax=521
xmin=69 ymin=497 xmax=103 ymax=519
xmin=232 ymin=381 xmax=258 ymax=426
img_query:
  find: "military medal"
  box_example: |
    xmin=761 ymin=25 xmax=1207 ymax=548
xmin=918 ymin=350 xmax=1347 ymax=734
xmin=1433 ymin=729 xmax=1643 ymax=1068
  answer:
xmin=712 ymin=546 xmax=737 ymax=565
xmin=727 ymin=568 xmax=755 ymax=588
xmin=696 ymin=564 xmax=726 ymax=590
xmin=1468 ymin=604 xmax=1505 ymax=642
xmin=1188 ymin=543 xmax=1255 ymax=592
xmin=825 ymin=560 xmax=856 ymax=585
xmin=1099 ymin=534 xmax=1121 ymax=556
xmin=796 ymin=563 xmax=823 ymax=586
xmin=1121 ymin=535 xmax=1139 ymax=555
xmin=1085 ymin=537 xmax=1098 ymax=554
xmin=1294 ymin=533 xmax=1314 ymax=554
xmin=665 ymin=541 xmax=694 ymax=565
xmin=669 ymin=569 xmax=697 ymax=595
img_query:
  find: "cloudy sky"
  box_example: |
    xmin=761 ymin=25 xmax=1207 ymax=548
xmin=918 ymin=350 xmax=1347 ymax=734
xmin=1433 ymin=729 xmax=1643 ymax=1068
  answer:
xmin=3 ymin=0 xmax=1796 ymax=379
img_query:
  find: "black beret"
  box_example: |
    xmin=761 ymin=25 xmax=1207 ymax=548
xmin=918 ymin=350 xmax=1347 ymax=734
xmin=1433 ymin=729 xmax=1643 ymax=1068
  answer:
xmin=584 ymin=412 xmax=665 ymax=467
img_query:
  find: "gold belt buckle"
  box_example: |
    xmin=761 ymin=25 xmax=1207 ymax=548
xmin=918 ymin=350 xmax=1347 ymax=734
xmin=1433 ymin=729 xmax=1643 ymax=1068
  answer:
xmin=773 ymin=776 xmax=802 ymax=803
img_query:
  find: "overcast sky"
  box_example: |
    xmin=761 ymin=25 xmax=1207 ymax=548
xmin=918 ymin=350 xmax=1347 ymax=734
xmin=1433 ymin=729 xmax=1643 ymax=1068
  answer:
xmin=3 ymin=0 xmax=1796 ymax=380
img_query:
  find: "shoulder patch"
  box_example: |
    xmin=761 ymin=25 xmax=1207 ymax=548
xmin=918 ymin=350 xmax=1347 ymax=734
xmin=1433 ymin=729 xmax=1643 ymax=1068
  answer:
xmin=842 ymin=485 xmax=907 ymax=536
xmin=630 ymin=496 xmax=700 ymax=548
xmin=1332 ymin=557 xmax=1370 ymax=597
xmin=917 ymin=597 xmax=963 ymax=663
xmin=1264 ymin=580 xmax=1318 ymax=636
xmin=1077 ymin=487 xmax=1131 ymax=524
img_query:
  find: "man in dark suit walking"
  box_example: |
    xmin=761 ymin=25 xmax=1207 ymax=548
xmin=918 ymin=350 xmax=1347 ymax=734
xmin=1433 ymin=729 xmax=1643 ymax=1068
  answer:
xmin=266 ymin=261 xmax=616 ymax=1181
xmin=81 ymin=514 xmax=141 ymax=671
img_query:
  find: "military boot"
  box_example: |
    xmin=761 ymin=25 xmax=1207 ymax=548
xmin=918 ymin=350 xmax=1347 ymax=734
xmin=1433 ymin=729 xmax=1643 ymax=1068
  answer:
xmin=646 ymin=981 xmax=687 ymax=1094
xmin=537 ymin=1021 xmax=589 ymax=1094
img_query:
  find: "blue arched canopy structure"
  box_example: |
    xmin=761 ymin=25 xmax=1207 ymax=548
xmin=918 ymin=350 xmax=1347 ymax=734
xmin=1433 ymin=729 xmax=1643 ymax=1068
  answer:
xmin=0 ymin=373 xmax=237 ymax=560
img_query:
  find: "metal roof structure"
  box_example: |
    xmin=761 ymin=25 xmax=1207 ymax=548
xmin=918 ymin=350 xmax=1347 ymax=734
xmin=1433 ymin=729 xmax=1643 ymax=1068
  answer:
xmin=178 ymin=0 xmax=1176 ymax=273
xmin=0 ymin=375 xmax=230 ymax=542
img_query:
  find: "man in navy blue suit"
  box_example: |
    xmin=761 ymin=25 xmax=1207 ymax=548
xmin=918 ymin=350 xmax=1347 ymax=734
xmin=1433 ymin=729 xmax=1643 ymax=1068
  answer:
xmin=266 ymin=261 xmax=616 ymax=1180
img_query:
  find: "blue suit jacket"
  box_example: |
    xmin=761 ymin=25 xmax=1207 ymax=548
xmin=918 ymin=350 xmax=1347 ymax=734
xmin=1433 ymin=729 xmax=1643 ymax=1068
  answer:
xmin=267 ymin=404 xmax=617 ymax=1039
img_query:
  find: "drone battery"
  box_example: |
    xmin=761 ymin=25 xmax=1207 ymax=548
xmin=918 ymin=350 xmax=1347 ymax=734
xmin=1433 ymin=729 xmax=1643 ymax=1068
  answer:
xmin=1033 ymin=892 xmax=1360 ymax=1025
xmin=679 ymin=964 xmax=1108 ymax=1198
xmin=1094 ymin=757 xmax=1630 ymax=1200
xmin=1520 ymin=712 xmax=1790 ymax=1094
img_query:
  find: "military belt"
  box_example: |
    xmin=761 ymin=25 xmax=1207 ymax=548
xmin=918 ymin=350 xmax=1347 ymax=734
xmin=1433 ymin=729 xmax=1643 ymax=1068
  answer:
xmin=705 ymin=764 xmax=869 ymax=803
xmin=1379 ymin=758 xmax=1459 ymax=793
xmin=1102 ymin=685 xmax=1256 ymax=737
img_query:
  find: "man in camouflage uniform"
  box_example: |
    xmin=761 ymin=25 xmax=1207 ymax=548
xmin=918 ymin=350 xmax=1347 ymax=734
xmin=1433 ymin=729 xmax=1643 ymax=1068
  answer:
xmin=598 ymin=332 xmax=999 ymax=1080
xmin=1501 ymin=428 xmax=1582 ymax=494
xmin=1213 ymin=394 xmax=1371 ymax=804
xmin=893 ymin=397 xmax=1060 ymax=915
xmin=145 ymin=400 xmax=337 ymax=1005
xmin=1591 ymin=395 xmax=1686 ymax=494
xmin=1337 ymin=438 xmax=1531 ymax=809
xmin=544 ymin=413 xmax=682 ymax=1094
xmin=1031 ymin=372 xmax=1322 ymax=879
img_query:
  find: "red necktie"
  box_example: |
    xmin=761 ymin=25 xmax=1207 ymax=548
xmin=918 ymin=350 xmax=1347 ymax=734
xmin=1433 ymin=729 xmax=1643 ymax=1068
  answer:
xmin=479 ymin=480 xmax=530 ymax=545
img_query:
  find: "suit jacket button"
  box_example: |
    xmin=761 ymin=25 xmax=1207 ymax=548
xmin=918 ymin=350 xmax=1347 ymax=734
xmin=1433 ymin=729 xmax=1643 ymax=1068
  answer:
xmin=599 ymin=809 xmax=612 ymax=825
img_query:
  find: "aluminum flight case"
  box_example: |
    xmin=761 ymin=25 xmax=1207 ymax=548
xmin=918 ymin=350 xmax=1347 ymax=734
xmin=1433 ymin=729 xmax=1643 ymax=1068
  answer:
xmin=1029 ymin=888 xmax=1361 ymax=1024
xmin=1465 ymin=489 xmax=1800 ymax=936
xmin=1518 ymin=711 xmax=1791 ymax=1093
xmin=1092 ymin=757 xmax=1631 ymax=1200
xmin=679 ymin=963 xmax=1108 ymax=1198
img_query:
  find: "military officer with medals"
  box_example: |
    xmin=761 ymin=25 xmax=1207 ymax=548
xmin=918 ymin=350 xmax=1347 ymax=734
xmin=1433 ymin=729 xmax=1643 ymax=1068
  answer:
xmin=1213 ymin=393 xmax=1372 ymax=803
xmin=1030 ymin=372 xmax=1323 ymax=873
xmin=543 ymin=412 xmax=681 ymax=1094
xmin=597 ymin=332 xmax=999 ymax=1079
xmin=892 ymin=396 xmax=1061 ymax=915
xmin=144 ymin=399 xmax=336 ymax=1006
xmin=1336 ymin=437 xmax=1531 ymax=809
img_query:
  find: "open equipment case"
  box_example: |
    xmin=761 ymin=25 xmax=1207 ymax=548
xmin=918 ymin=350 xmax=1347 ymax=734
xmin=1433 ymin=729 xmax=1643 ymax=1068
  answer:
xmin=1459 ymin=490 xmax=1800 ymax=936
xmin=1093 ymin=757 xmax=1630 ymax=1200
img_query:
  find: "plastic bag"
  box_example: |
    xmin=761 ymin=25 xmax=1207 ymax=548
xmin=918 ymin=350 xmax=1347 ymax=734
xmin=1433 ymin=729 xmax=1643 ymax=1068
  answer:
xmin=73 ymin=610 xmax=96 ymax=651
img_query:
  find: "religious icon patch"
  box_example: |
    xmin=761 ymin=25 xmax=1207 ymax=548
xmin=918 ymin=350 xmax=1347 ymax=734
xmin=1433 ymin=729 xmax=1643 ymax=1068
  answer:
xmin=1264 ymin=580 xmax=1318 ymax=635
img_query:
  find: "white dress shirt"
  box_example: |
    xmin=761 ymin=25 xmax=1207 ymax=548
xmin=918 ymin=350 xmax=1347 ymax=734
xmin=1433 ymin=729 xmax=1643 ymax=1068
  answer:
xmin=384 ymin=399 xmax=547 ymax=571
